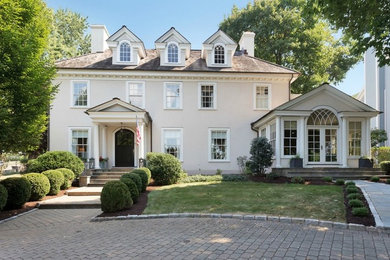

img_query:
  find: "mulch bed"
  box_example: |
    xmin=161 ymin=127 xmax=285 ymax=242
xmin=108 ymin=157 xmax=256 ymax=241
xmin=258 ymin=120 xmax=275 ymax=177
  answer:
xmin=343 ymin=186 xmax=376 ymax=226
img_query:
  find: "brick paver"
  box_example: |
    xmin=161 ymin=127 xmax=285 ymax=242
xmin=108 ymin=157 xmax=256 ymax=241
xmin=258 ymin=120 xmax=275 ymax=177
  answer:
xmin=1 ymin=209 xmax=390 ymax=259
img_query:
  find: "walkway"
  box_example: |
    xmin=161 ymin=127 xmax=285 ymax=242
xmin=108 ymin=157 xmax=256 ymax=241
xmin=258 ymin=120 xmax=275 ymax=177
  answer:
xmin=1 ymin=209 xmax=390 ymax=259
xmin=355 ymin=180 xmax=390 ymax=228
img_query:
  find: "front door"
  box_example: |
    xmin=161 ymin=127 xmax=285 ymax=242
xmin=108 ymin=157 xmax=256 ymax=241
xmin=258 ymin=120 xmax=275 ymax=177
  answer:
xmin=115 ymin=129 xmax=134 ymax=167
xmin=307 ymin=128 xmax=337 ymax=164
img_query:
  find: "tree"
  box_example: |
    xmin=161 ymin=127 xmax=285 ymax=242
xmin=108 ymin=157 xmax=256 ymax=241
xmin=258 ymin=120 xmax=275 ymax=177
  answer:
xmin=0 ymin=0 xmax=57 ymax=153
xmin=313 ymin=0 xmax=390 ymax=67
xmin=48 ymin=8 xmax=91 ymax=60
xmin=219 ymin=0 xmax=360 ymax=93
xmin=248 ymin=137 xmax=273 ymax=174
xmin=371 ymin=129 xmax=388 ymax=147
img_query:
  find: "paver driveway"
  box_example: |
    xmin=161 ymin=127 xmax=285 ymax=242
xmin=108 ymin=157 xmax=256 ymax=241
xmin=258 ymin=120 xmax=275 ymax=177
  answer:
xmin=1 ymin=209 xmax=390 ymax=259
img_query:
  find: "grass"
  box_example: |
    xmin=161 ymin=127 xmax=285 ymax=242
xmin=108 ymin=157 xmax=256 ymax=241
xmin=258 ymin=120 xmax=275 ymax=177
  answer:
xmin=145 ymin=181 xmax=345 ymax=222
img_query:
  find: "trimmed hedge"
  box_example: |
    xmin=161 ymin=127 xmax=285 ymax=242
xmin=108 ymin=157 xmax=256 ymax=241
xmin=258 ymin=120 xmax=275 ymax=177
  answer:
xmin=120 ymin=178 xmax=139 ymax=203
xmin=131 ymin=169 xmax=149 ymax=192
xmin=370 ymin=176 xmax=380 ymax=182
xmin=178 ymin=174 xmax=247 ymax=183
xmin=0 ymin=184 xmax=8 ymax=211
xmin=380 ymin=161 xmax=390 ymax=173
xmin=146 ymin=152 xmax=182 ymax=185
xmin=322 ymin=177 xmax=332 ymax=182
xmin=120 ymin=173 xmax=142 ymax=192
xmin=27 ymin=151 xmax=84 ymax=178
xmin=101 ymin=181 xmax=132 ymax=213
xmin=335 ymin=179 xmax=345 ymax=185
xmin=345 ymin=181 xmax=356 ymax=187
xmin=56 ymin=168 xmax=75 ymax=190
xmin=140 ymin=167 xmax=152 ymax=184
xmin=374 ymin=147 xmax=390 ymax=163
xmin=42 ymin=170 xmax=64 ymax=195
xmin=346 ymin=186 xmax=358 ymax=194
xmin=352 ymin=207 xmax=369 ymax=217
xmin=0 ymin=177 xmax=31 ymax=209
xmin=349 ymin=199 xmax=364 ymax=208
xmin=291 ymin=176 xmax=305 ymax=184
xmin=347 ymin=193 xmax=362 ymax=200
xmin=23 ymin=173 xmax=50 ymax=201
xmin=387 ymin=179 xmax=390 ymax=184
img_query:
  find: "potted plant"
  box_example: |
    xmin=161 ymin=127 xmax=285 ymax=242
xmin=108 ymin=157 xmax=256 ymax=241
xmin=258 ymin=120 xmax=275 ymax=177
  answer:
xmin=99 ymin=156 xmax=108 ymax=169
xmin=290 ymin=154 xmax=303 ymax=168
xmin=359 ymin=156 xmax=373 ymax=168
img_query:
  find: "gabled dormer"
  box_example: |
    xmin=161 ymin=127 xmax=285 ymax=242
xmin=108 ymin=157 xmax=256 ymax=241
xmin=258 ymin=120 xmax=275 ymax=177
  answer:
xmin=155 ymin=27 xmax=191 ymax=67
xmin=202 ymin=30 xmax=237 ymax=68
xmin=106 ymin=26 xmax=146 ymax=66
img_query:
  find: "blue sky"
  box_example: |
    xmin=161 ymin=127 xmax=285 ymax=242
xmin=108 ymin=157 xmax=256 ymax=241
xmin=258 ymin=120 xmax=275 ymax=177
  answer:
xmin=45 ymin=0 xmax=364 ymax=95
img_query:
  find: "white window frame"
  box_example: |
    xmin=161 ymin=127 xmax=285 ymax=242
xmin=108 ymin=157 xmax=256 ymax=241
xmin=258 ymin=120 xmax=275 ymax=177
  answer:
xmin=282 ymin=119 xmax=298 ymax=157
xmin=68 ymin=127 xmax=91 ymax=160
xmin=166 ymin=42 xmax=180 ymax=64
xmin=269 ymin=123 xmax=276 ymax=156
xmin=208 ymin=128 xmax=230 ymax=162
xmin=260 ymin=128 xmax=267 ymax=138
xmin=213 ymin=43 xmax=226 ymax=65
xmin=161 ymin=128 xmax=184 ymax=162
xmin=126 ymin=81 xmax=145 ymax=109
xmin=253 ymin=83 xmax=271 ymax=110
xmin=348 ymin=120 xmax=363 ymax=157
xmin=198 ymin=82 xmax=217 ymax=110
xmin=163 ymin=82 xmax=183 ymax=110
xmin=117 ymin=40 xmax=132 ymax=63
xmin=70 ymin=80 xmax=90 ymax=108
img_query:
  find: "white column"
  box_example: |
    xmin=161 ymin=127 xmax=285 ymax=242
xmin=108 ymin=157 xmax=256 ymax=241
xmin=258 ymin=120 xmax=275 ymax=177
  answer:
xmin=342 ymin=117 xmax=348 ymax=167
xmin=366 ymin=118 xmax=371 ymax=157
xmin=140 ymin=122 xmax=145 ymax=159
xmin=298 ymin=117 xmax=305 ymax=160
xmin=101 ymin=125 xmax=107 ymax=158
xmin=275 ymin=117 xmax=281 ymax=168
xmin=93 ymin=123 xmax=100 ymax=169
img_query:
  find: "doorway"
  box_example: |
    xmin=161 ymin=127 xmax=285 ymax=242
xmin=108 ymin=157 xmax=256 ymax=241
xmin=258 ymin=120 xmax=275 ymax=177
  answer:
xmin=114 ymin=129 xmax=134 ymax=167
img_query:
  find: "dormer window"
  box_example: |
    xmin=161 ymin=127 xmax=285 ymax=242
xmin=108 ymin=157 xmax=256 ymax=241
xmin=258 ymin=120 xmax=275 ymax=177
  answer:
xmin=214 ymin=45 xmax=225 ymax=64
xmin=119 ymin=41 xmax=131 ymax=62
xmin=167 ymin=42 xmax=179 ymax=63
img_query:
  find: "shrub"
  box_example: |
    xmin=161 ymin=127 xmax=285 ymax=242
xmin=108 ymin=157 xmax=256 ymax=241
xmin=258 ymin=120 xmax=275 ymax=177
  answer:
xmin=179 ymin=171 xmax=188 ymax=180
xmin=101 ymin=181 xmax=132 ymax=213
xmin=335 ymin=179 xmax=345 ymax=185
xmin=352 ymin=207 xmax=369 ymax=217
xmin=0 ymin=177 xmax=31 ymax=209
xmin=374 ymin=146 xmax=390 ymax=163
xmin=0 ymin=184 xmax=8 ymax=211
xmin=131 ymin=168 xmax=149 ymax=192
xmin=346 ymin=186 xmax=358 ymax=194
xmin=179 ymin=175 xmax=223 ymax=183
xmin=322 ymin=177 xmax=332 ymax=182
xmin=386 ymin=179 xmax=390 ymax=184
xmin=345 ymin=181 xmax=356 ymax=187
xmin=42 ymin=170 xmax=64 ymax=195
xmin=380 ymin=161 xmax=390 ymax=173
xmin=216 ymin=169 xmax=222 ymax=175
xmin=370 ymin=176 xmax=380 ymax=182
xmin=56 ymin=168 xmax=75 ymax=190
xmin=146 ymin=152 xmax=182 ymax=185
xmin=120 ymin=178 xmax=139 ymax=203
xmin=347 ymin=193 xmax=362 ymax=200
xmin=120 ymin=173 xmax=142 ymax=192
xmin=139 ymin=167 xmax=151 ymax=184
xmin=23 ymin=173 xmax=50 ymax=201
xmin=291 ymin=176 xmax=305 ymax=184
xmin=349 ymin=199 xmax=364 ymax=208
xmin=247 ymin=137 xmax=273 ymax=174
xmin=265 ymin=173 xmax=279 ymax=180
xmin=27 ymin=151 xmax=84 ymax=178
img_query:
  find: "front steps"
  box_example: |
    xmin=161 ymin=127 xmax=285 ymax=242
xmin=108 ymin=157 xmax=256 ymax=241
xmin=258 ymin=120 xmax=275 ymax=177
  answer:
xmin=273 ymin=167 xmax=387 ymax=179
xmin=87 ymin=167 xmax=133 ymax=187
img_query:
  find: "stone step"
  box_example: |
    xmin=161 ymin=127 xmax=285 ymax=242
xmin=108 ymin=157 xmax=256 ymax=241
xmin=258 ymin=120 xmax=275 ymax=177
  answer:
xmin=66 ymin=187 xmax=102 ymax=196
xmin=38 ymin=196 xmax=101 ymax=209
xmin=88 ymin=184 xmax=104 ymax=187
xmin=91 ymin=175 xmax=123 ymax=180
xmin=92 ymin=171 xmax=128 ymax=176
xmin=89 ymin=179 xmax=116 ymax=185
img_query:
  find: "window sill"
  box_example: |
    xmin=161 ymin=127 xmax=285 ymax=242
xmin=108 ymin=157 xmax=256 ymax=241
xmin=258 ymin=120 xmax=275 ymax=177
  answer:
xmin=208 ymin=160 xmax=230 ymax=163
xmin=163 ymin=108 xmax=183 ymax=111
xmin=70 ymin=106 xmax=89 ymax=109
xmin=199 ymin=108 xmax=217 ymax=111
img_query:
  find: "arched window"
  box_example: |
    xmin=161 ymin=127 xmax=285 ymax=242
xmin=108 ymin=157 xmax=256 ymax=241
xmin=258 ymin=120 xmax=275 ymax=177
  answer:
xmin=214 ymin=45 xmax=225 ymax=64
xmin=307 ymin=109 xmax=339 ymax=126
xmin=167 ymin=43 xmax=178 ymax=63
xmin=119 ymin=42 xmax=131 ymax=62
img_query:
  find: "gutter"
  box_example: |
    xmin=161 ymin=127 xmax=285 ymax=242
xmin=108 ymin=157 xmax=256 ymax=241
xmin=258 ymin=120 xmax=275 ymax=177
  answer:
xmin=288 ymin=74 xmax=294 ymax=101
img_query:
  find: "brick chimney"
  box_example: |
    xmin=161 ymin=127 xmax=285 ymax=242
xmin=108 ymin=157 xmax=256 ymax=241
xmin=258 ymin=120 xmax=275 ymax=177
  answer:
xmin=239 ymin=31 xmax=255 ymax=56
xmin=90 ymin=25 xmax=109 ymax=53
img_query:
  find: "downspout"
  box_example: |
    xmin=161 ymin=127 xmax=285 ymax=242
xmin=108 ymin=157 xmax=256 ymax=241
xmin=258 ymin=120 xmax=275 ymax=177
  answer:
xmin=251 ymin=123 xmax=259 ymax=137
xmin=288 ymin=74 xmax=294 ymax=101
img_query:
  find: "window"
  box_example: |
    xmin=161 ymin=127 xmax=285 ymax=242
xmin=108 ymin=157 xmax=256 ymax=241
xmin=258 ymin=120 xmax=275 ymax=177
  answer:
xmin=260 ymin=128 xmax=266 ymax=138
xmin=199 ymin=84 xmax=216 ymax=109
xmin=70 ymin=129 xmax=89 ymax=160
xmin=72 ymin=80 xmax=89 ymax=107
xmin=167 ymin=43 xmax=179 ymax=63
xmin=119 ymin=42 xmax=131 ymax=62
xmin=283 ymin=121 xmax=297 ymax=156
xmin=127 ymin=82 xmax=145 ymax=108
xmin=270 ymin=123 xmax=276 ymax=154
xmin=162 ymin=129 xmax=183 ymax=161
xmin=254 ymin=85 xmax=270 ymax=109
xmin=214 ymin=45 xmax=225 ymax=64
xmin=349 ymin=121 xmax=362 ymax=156
xmin=209 ymin=129 xmax=230 ymax=161
xmin=307 ymin=109 xmax=338 ymax=126
xmin=164 ymin=82 xmax=182 ymax=109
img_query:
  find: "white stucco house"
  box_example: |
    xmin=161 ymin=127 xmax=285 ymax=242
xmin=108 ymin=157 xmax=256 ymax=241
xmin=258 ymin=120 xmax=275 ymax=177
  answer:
xmin=50 ymin=25 xmax=378 ymax=173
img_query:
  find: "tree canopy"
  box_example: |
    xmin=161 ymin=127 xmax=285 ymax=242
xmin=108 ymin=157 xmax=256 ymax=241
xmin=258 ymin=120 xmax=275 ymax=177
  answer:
xmin=219 ymin=0 xmax=360 ymax=93
xmin=0 ymin=0 xmax=56 ymax=153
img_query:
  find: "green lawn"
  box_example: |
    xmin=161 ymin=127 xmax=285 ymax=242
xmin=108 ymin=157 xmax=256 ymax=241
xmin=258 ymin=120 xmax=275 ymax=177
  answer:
xmin=144 ymin=182 xmax=346 ymax=222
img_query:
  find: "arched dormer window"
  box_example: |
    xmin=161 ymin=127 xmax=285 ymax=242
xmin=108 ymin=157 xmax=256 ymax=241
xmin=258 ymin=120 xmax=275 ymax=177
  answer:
xmin=119 ymin=41 xmax=131 ymax=62
xmin=167 ymin=42 xmax=179 ymax=63
xmin=214 ymin=45 xmax=225 ymax=64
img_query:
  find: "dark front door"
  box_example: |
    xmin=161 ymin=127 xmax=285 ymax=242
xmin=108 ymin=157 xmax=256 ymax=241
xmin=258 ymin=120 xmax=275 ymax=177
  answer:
xmin=115 ymin=129 xmax=134 ymax=167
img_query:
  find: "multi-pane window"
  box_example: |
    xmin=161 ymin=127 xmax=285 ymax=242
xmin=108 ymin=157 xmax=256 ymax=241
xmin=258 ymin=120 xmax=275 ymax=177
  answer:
xmin=214 ymin=45 xmax=225 ymax=64
xmin=260 ymin=128 xmax=266 ymax=138
xmin=162 ymin=129 xmax=183 ymax=161
xmin=164 ymin=82 xmax=182 ymax=109
xmin=283 ymin=121 xmax=297 ymax=156
xmin=255 ymin=85 xmax=269 ymax=109
xmin=167 ymin=43 xmax=179 ymax=63
xmin=349 ymin=121 xmax=362 ymax=156
xmin=72 ymin=81 xmax=88 ymax=107
xmin=270 ymin=123 xmax=276 ymax=154
xmin=71 ymin=129 xmax=89 ymax=160
xmin=119 ymin=42 xmax=131 ymax=62
xmin=127 ymin=82 xmax=145 ymax=108
xmin=200 ymin=84 xmax=215 ymax=109
xmin=209 ymin=129 xmax=230 ymax=161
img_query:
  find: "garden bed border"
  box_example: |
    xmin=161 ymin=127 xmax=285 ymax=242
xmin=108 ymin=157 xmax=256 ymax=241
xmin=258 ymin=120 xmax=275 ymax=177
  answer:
xmin=0 ymin=208 xmax=38 ymax=224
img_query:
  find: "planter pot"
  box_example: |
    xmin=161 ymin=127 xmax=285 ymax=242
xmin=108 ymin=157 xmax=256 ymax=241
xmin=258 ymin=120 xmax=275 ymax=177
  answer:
xmin=290 ymin=158 xmax=303 ymax=168
xmin=99 ymin=161 xmax=108 ymax=169
xmin=359 ymin=158 xmax=373 ymax=168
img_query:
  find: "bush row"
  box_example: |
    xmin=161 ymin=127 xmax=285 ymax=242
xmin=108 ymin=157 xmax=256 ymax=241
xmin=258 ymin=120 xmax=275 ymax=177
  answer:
xmin=345 ymin=182 xmax=369 ymax=217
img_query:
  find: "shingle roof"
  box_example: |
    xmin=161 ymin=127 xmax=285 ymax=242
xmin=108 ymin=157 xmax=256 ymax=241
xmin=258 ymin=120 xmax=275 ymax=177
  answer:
xmin=55 ymin=49 xmax=299 ymax=74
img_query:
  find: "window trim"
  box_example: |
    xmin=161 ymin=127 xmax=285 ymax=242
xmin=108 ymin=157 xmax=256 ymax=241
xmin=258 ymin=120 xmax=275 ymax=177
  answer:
xmin=70 ymin=80 xmax=90 ymax=108
xmin=68 ymin=127 xmax=91 ymax=160
xmin=282 ymin=119 xmax=298 ymax=158
xmin=126 ymin=81 xmax=145 ymax=109
xmin=117 ymin=40 xmax=132 ymax=63
xmin=208 ymin=128 xmax=230 ymax=162
xmin=165 ymin=41 xmax=180 ymax=64
xmin=161 ymin=128 xmax=184 ymax=162
xmin=198 ymin=82 xmax=217 ymax=110
xmin=212 ymin=43 xmax=226 ymax=65
xmin=348 ymin=120 xmax=363 ymax=158
xmin=163 ymin=82 xmax=183 ymax=110
xmin=253 ymin=83 xmax=272 ymax=110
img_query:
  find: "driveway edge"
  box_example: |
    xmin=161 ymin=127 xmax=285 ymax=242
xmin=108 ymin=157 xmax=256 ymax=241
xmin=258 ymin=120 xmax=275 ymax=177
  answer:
xmin=0 ymin=208 xmax=38 ymax=224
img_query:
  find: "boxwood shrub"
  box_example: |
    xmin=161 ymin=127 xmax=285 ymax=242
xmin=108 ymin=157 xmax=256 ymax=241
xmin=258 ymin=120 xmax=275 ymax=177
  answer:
xmin=101 ymin=181 xmax=132 ymax=213
xmin=347 ymin=193 xmax=362 ymax=200
xmin=131 ymin=169 xmax=149 ymax=192
xmin=120 ymin=173 xmax=142 ymax=192
xmin=352 ymin=207 xmax=369 ymax=217
xmin=0 ymin=177 xmax=31 ymax=209
xmin=335 ymin=179 xmax=345 ymax=185
xmin=345 ymin=181 xmax=356 ymax=187
xmin=380 ymin=161 xmax=390 ymax=173
xmin=0 ymin=184 xmax=8 ymax=211
xmin=42 ymin=170 xmax=64 ymax=195
xmin=349 ymin=199 xmax=364 ymax=208
xmin=346 ymin=186 xmax=358 ymax=194
xmin=387 ymin=179 xmax=390 ymax=184
xmin=370 ymin=176 xmax=380 ymax=182
xmin=146 ymin=152 xmax=182 ymax=185
xmin=56 ymin=168 xmax=75 ymax=190
xmin=27 ymin=151 xmax=84 ymax=178
xmin=120 ymin=178 xmax=139 ymax=203
xmin=23 ymin=173 xmax=50 ymax=201
xmin=322 ymin=177 xmax=332 ymax=182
